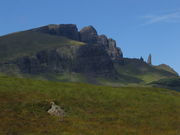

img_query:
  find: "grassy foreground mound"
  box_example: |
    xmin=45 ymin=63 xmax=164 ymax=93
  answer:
xmin=0 ymin=75 xmax=179 ymax=135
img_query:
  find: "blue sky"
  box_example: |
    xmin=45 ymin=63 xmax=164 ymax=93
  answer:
xmin=0 ymin=0 xmax=180 ymax=74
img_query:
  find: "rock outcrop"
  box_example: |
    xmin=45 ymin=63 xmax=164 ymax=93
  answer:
xmin=97 ymin=35 xmax=123 ymax=59
xmin=15 ymin=45 xmax=116 ymax=76
xmin=33 ymin=24 xmax=80 ymax=40
xmin=107 ymin=38 xmax=123 ymax=59
xmin=48 ymin=102 xmax=65 ymax=117
xmin=79 ymin=26 xmax=98 ymax=44
xmin=33 ymin=24 xmax=123 ymax=60
xmin=79 ymin=26 xmax=123 ymax=60
xmin=147 ymin=54 xmax=152 ymax=65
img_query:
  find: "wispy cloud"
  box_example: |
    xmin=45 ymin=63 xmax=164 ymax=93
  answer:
xmin=142 ymin=10 xmax=180 ymax=25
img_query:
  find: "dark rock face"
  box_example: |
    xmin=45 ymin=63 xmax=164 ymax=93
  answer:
xmin=16 ymin=48 xmax=75 ymax=74
xmin=107 ymin=38 xmax=123 ymax=60
xmin=79 ymin=26 xmax=123 ymax=60
xmin=33 ymin=24 xmax=80 ymax=40
xmin=75 ymin=45 xmax=115 ymax=74
xmin=15 ymin=45 xmax=116 ymax=76
xmin=147 ymin=54 xmax=152 ymax=65
xmin=97 ymin=35 xmax=109 ymax=47
xmin=97 ymin=35 xmax=123 ymax=59
xmin=79 ymin=26 xmax=98 ymax=44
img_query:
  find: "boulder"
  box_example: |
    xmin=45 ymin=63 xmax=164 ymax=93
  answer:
xmin=47 ymin=102 xmax=65 ymax=117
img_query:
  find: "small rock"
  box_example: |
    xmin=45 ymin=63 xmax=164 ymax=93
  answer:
xmin=47 ymin=102 xmax=65 ymax=117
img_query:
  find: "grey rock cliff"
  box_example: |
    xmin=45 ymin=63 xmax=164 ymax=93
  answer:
xmin=79 ymin=26 xmax=98 ymax=44
xmin=107 ymin=38 xmax=123 ymax=59
xmin=79 ymin=26 xmax=123 ymax=60
xmin=15 ymin=45 xmax=116 ymax=76
xmin=97 ymin=35 xmax=123 ymax=59
xmin=33 ymin=24 xmax=123 ymax=60
xmin=97 ymin=35 xmax=109 ymax=47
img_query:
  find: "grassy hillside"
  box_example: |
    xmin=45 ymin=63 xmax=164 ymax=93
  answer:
xmin=150 ymin=77 xmax=180 ymax=91
xmin=0 ymin=75 xmax=179 ymax=135
xmin=0 ymin=31 xmax=84 ymax=62
xmin=114 ymin=59 xmax=178 ymax=84
xmin=156 ymin=64 xmax=178 ymax=76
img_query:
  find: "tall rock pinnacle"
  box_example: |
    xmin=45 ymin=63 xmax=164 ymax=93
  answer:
xmin=147 ymin=54 xmax=152 ymax=65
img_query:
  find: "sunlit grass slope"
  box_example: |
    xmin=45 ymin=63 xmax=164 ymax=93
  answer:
xmin=0 ymin=31 xmax=84 ymax=62
xmin=0 ymin=75 xmax=179 ymax=135
xmin=114 ymin=59 xmax=178 ymax=84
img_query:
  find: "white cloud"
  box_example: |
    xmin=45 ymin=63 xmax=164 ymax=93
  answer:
xmin=142 ymin=10 xmax=180 ymax=25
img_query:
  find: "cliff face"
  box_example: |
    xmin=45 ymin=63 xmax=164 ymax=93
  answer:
xmin=79 ymin=26 xmax=98 ymax=44
xmin=15 ymin=45 xmax=116 ymax=76
xmin=33 ymin=24 xmax=123 ymax=60
xmin=79 ymin=26 xmax=123 ymax=60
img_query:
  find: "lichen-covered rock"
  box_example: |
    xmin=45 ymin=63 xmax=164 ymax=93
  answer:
xmin=47 ymin=102 xmax=65 ymax=117
xmin=79 ymin=26 xmax=98 ymax=44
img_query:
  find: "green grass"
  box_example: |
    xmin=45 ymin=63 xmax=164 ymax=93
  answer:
xmin=114 ymin=59 xmax=178 ymax=84
xmin=25 ymin=72 xmax=88 ymax=83
xmin=150 ymin=77 xmax=180 ymax=91
xmin=156 ymin=64 xmax=178 ymax=76
xmin=0 ymin=31 xmax=85 ymax=62
xmin=0 ymin=75 xmax=179 ymax=135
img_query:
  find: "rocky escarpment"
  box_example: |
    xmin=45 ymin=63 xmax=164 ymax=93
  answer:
xmin=33 ymin=24 xmax=123 ymax=60
xmin=79 ymin=26 xmax=123 ymax=60
xmin=14 ymin=44 xmax=116 ymax=77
